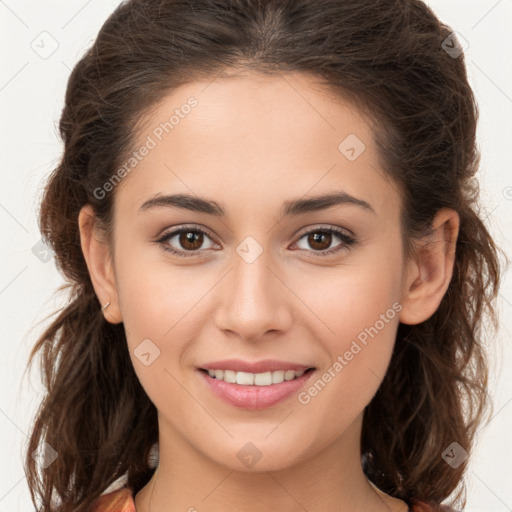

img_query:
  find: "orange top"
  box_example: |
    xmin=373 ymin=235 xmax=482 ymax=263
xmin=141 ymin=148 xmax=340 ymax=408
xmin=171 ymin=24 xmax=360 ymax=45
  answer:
xmin=90 ymin=486 xmax=453 ymax=512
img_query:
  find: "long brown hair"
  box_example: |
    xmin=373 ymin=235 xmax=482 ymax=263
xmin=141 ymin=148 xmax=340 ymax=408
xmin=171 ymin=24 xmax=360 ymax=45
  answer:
xmin=24 ymin=1 xmax=504 ymax=510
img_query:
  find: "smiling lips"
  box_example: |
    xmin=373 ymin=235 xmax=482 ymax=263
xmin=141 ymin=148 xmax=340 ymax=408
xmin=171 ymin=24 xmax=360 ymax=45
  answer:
xmin=198 ymin=358 xmax=316 ymax=409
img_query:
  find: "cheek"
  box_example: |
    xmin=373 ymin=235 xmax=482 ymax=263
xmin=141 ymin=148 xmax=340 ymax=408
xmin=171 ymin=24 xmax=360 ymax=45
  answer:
xmin=296 ymin=242 xmax=403 ymax=347
xmin=114 ymin=238 xmax=213 ymax=340
xmin=293 ymin=248 xmax=402 ymax=419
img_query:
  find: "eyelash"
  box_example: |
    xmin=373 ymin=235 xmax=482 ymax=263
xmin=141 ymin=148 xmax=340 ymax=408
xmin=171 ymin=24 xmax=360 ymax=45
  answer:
xmin=155 ymin=224 xmax=357 ymax=258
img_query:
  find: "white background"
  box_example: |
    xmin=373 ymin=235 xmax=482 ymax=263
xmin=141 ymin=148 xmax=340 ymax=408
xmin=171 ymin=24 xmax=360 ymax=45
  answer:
xmin=1 ymin=1 xmax=511 ymax=510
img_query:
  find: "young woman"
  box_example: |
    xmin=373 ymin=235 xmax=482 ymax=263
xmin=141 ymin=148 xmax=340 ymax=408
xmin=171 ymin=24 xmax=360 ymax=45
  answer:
xmin=24 ymin=1 xmax=503 ymax=511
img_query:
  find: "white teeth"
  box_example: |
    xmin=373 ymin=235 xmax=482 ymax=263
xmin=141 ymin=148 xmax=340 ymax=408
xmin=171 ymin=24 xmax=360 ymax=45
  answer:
xmin=205 ymin=368 xmax=308 ymax=386
xmin=223 ymin=369 xmax=237 ymax=383
xmin=254 ymin=372 xmax=272 ymax=386
xmin=236 ymin=371 xmax=254 ymax=385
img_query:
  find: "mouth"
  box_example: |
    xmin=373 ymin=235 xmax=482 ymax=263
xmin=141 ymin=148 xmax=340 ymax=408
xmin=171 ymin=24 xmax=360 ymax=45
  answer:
xmin=197 ymin=365 xmax=316 ymax=410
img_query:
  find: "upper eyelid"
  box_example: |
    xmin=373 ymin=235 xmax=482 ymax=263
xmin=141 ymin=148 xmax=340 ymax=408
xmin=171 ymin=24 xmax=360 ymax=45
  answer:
xmin=159 ymin=224 xmax=218 ymax=244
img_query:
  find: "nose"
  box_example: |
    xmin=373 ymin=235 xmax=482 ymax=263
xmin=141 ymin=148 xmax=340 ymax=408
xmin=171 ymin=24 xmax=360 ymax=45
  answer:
xmin=213 ymin=246 xmax=294 ymax=342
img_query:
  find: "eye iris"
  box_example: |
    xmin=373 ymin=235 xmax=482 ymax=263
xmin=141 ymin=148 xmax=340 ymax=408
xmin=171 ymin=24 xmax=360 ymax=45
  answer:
xmin=309 ymin=232 xmax=331 ymax=250
xmin=180 ymin=231 xmax=203 ymax=250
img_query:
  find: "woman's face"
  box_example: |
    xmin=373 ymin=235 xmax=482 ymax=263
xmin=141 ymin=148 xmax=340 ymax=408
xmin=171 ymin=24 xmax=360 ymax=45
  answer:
xmin=94 ymin=70 xmax=421 ymax=471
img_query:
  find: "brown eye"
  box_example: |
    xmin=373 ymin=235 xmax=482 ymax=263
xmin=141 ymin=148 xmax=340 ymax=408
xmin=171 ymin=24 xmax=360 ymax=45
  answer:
xmin=157 ymin=226 xmax=217 ymax=257
xmin=179 ymin=231 xmax=204 ymax=250
xmin=294 ymin=226 xmax=357 ymax=257
xmin=307 ymin=232 xmax=333 ymax=251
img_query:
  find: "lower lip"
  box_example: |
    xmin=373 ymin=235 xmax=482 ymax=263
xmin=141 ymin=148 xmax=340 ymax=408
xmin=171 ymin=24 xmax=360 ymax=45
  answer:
xmin=198 ymin=369 xmax=315 ymax=410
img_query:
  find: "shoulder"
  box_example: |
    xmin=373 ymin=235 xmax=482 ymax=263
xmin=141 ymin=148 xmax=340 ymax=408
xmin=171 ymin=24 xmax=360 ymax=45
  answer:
xmin=90 ymin=487 xmax=136 ymax=512
xmin=88 ymin=488 xmax=457 ymax=512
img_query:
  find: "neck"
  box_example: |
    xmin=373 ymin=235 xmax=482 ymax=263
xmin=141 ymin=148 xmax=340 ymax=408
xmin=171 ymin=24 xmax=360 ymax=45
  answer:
xmin=134 ymin=414 xmax=407 ymax=512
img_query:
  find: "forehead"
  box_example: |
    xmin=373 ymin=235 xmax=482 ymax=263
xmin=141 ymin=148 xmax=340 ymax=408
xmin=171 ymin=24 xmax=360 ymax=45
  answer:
xmin=113 ymin=70 xmax=400 ymax=219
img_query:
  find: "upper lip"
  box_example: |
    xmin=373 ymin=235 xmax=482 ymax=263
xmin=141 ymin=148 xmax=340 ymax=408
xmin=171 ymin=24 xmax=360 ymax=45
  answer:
xmin=199 ymin=359 xmax=313 ymax=374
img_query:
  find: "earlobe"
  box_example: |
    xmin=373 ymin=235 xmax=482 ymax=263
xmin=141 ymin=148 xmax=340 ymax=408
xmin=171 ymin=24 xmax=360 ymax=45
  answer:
xmin=78 ymin=204 xmax=123 ymax=324
xmin=399 ymin=208 xmax=459 ymax=326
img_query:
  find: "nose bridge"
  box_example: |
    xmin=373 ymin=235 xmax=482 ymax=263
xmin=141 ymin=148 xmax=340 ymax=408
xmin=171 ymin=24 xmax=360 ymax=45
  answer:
xmin=214 ymin=237 xmax=293 ymax=339
xmin=232 ymin=245 xmax=273 ymax=307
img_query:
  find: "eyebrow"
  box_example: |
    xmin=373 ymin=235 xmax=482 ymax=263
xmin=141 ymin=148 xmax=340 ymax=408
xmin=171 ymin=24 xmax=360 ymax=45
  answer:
xmin=138 ymin=191 xmax=376 ymax=217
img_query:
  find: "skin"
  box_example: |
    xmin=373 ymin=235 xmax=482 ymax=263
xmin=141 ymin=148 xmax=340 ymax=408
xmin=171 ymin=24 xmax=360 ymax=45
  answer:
xmin=79 ymin=69 xmax=459 ymax=512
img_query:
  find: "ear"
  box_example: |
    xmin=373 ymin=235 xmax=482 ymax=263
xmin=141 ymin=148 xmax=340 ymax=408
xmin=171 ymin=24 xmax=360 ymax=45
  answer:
xmin=399 ymin=208 xmax=459 ymax=325
xmin=78 ymin=204 xmax=123 ymax=324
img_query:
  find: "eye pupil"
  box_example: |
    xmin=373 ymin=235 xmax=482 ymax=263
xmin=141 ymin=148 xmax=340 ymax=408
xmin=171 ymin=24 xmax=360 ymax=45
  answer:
xmin=309 ymin=232 xmax=331 ymax=250
xmin=180 ymin=231 xmax=203 ymax=250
